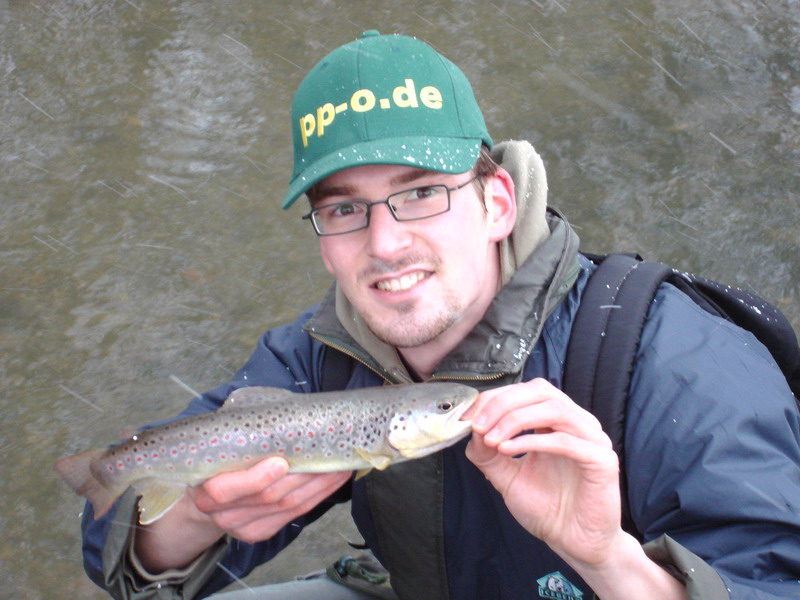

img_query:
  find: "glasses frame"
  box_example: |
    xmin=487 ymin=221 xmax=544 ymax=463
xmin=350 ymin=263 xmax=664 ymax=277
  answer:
xmin=302 ymin=174 xmax=481 ymax=236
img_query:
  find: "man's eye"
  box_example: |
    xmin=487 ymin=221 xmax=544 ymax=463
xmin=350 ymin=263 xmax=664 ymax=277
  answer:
xmin=324 ymin=203 xmax=361 ymax=218
xmin=411 ymin=186 xmax=439 ymax=200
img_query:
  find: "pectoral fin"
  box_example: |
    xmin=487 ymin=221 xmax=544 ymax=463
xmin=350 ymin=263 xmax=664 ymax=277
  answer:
xmin=134 ymin=479 xmax=187 ymax=525
xmin=354 ymin=468 xmax=372 ymax=480
xmin=355 ymin=447 xmax=393 ymax=471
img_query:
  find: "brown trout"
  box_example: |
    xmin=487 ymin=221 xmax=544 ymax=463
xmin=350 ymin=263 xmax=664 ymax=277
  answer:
xmin=54 ymin=382 xmax=478 ymax=524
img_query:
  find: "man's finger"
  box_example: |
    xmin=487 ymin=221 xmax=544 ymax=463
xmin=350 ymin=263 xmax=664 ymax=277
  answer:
xmin=197 ymin=456 xmax=290 ymax=507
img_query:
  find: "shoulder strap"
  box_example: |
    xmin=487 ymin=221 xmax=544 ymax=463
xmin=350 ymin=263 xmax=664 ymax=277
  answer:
xmin=562 ymin=254 xmax=671 ymax=539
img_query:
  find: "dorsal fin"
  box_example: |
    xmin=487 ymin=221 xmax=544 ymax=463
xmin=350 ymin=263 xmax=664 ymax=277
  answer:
xmin=219 ymin=386 xmax=296 ymax=411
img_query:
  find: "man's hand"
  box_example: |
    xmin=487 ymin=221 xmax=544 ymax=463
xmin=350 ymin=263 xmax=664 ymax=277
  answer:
xmin=191 ymin=457 xmax=351 ymax=543
xmin=465 ymin=378 xmax=687 ymax=600
xmin=465 ymin=378 xmax=621 ymax=567
xmin=135 ymin=457 xmax=351 ymax=573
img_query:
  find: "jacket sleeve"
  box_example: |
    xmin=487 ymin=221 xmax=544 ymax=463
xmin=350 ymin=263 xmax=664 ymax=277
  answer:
xmin=80 ymin=308 xmax=351 ymax=599
xmin=626 ymin=284 xmax=800 ymax=599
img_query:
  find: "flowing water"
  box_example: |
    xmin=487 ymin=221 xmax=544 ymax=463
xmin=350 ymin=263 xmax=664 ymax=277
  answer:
xmin=1 ymin=1 xmax=798 ymax=598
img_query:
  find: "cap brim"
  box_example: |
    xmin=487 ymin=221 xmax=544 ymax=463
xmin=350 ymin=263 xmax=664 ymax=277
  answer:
xmin=282 ymin=136 xmax=483 ymax=209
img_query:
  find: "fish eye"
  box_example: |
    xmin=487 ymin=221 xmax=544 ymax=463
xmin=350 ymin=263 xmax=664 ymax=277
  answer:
xmin=437 ymin=400 xmax=454 ymax=412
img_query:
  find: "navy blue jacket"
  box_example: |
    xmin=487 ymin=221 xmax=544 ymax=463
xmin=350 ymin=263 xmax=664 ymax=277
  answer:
xmin=82 ymin=262 xmax=800 ymax=599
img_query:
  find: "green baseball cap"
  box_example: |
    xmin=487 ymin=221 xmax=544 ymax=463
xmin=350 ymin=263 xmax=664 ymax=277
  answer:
xmin=283 ymin=31 xmax=492 ymax=208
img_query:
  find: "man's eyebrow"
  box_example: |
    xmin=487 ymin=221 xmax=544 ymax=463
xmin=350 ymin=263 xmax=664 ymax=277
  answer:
xmin=389 ymin=168 xmax=436 ymax=187
xmin=313 ymin=168 xmax=438 ymax=204
xmin=312 ymin=184 xmax=357 ymax=203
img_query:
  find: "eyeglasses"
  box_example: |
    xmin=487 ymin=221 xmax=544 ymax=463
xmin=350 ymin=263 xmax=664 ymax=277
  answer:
xmin=302 ymin=175 xmax=480 ymax=236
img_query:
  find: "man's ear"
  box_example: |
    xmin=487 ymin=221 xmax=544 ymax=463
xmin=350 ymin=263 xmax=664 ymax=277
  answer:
xmin=484 ymin=167 xmax=517 ymax=242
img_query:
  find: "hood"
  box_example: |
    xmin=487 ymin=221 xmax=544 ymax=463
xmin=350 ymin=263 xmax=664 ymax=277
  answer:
xmin=304 ymin=140 xmax=580 ymax=385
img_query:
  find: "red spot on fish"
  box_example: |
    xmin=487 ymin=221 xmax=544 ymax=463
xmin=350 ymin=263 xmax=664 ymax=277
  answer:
xmin=107 ymin=465 xmax=114 ymax=472
xmin=210 ymin=437 xmax=219 ymax=446
xmin=344 ymin=424 xmax=353 ymax=434
xmin=307 ymin=431 xmax=315 ymax=438
xmin=171 ymin=449 xmax=178 ymax=456
xmin=146 ymin=465 xmax=153 ymax=470
xmin=199 ymin=441 xmax=207 ymax=448
xmin=327 ymin=426 xmax=335 ymax=433
xmin=152 ymin=452 xmax=159 ymax=458
xmin=179 ymin=443 xmax=186 ymax=451
xmin=167 ymin=465 xmax=174 ymax=471
xmin=261 ymin=430 xmax=270 ymax=436
xmin=287 ymin=432 xmax=294 ymax=439
xmin=189 ymin=445 xmax=197 ymax=452
xmin=277 ymin=448 xmax=285 ymax=454
xmin=186 ymin=459 xmax=193 ymax=466
xmin=236 ymin=437 xmax=246 ymax=446
xmin=205 ymin=457 xmax=213 ymax=463
xmin=294 ymin=446 xmax=302 ymax=452
xmin=136 ymin=456 xmax=144 ymax=464
xmin=117 ymin=461 xmax=124 ymax=469
xmin=261 ymin=442 xmax=270 ymax=450
xmin=220 ymin=453 xmax=227 ymax=460
xmin=223 ymin=433 xmax=231 ymax=441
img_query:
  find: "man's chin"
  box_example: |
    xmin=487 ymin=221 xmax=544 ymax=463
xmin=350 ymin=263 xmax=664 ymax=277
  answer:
xmin=365 ymin=313 xmax=457 ymax=349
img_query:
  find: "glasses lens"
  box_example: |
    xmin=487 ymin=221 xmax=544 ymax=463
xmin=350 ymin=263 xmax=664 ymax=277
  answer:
xmin=391 ymin=185 xmax=449 ymax=221
xmin=313 ymin=201 xmax=368 ymax=235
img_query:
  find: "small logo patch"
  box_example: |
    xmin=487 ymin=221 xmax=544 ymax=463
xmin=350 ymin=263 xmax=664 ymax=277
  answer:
xmin=536 ymin=571 xmax=584 ymax=600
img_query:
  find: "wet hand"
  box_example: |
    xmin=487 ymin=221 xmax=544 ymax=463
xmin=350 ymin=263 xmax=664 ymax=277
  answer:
xmin=465 ymin=378 xmax=623 ymax=568
xmin=189 ymin=456 xmax=351 ymax=544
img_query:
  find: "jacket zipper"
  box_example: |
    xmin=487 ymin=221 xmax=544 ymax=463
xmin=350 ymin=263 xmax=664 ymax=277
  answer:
xmin=308 ymin=331 xmax=397 ymax=384
xmin=310 ymin=332 xmax=511 ymax=387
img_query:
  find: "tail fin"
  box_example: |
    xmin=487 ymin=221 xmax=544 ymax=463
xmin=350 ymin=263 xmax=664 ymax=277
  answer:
xmin=53 ymin=448 xmax=123 ymax=519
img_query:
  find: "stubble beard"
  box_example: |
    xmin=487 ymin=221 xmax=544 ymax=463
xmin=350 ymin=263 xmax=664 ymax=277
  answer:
xmin=362 ymin=292 xmax=463 ymax=349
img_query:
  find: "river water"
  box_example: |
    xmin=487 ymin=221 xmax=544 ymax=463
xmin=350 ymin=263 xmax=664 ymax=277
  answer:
xmin=2 ymin=1 xmax=798 ymax=598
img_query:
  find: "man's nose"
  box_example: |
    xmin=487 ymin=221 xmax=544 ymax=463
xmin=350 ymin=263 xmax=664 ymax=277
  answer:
xmin=366 ymin=203 xmax=412 ymax=259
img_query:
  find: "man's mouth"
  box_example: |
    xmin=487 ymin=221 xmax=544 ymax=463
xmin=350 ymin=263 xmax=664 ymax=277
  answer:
xmin=375 ymin=270 xmax=430 ymax=292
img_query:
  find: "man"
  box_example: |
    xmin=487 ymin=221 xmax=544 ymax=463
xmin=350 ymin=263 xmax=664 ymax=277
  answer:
xmin=82 ymin=31 xmax=800 ymax=599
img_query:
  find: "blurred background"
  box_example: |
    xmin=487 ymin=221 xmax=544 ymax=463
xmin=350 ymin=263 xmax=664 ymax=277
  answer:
xmin=1 ymin=1 xmax=798 ymax=598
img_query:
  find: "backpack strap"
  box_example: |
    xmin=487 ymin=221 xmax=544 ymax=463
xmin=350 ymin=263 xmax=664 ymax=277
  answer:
xmin=562 ymin=254 xmax=672 ymax=539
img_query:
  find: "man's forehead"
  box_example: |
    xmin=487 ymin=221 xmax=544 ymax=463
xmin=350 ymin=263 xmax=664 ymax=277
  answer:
xmin=320 ymin=163 xmax=465 ymax=190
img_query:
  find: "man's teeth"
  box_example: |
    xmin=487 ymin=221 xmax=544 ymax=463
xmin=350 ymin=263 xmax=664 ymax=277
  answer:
xmin=376 ymin=271 xmax=427 ymax=292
